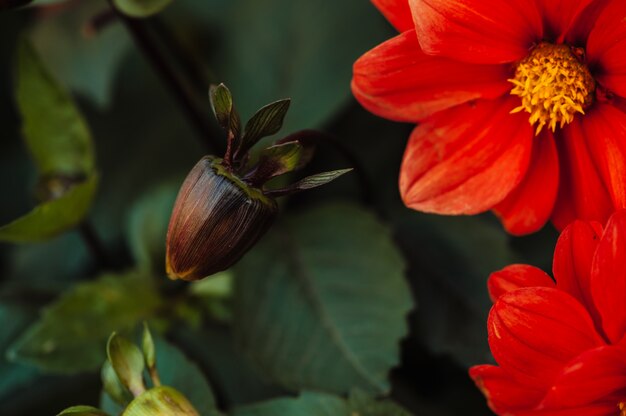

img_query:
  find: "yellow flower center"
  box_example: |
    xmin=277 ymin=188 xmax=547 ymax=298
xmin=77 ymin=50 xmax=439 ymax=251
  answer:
xmin=619 ymin=402 xmax=626 ymax=416
xmin=509 ymin=42 xmax=595 ymax=135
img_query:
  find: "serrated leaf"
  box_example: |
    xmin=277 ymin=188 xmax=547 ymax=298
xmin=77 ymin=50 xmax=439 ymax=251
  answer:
xmin=265 ymin=169 xmax=352 ymax=197
xmin=233 ymin=202 xmax=413 ymax=394
xmin=394 ymin=212 xmax=518 ymax=367
xmin=0 ymin=174 xmax=98 ymax=243
xmin=107 ymin=333 xmax=146 ymax=396
xmin=238 ymin=99 xmax=290 ymax=156
xmin=113 ymin=0 xmax=174 ymax=18
xmin=231 ymin=391 xmax=411 ymax=416
xmin=8 ymin=272 xmax=162 ymax=373
xmin=16 ymin=39 xmax=94 ymax=177
xmin=210 ymin=83 xmax=234 ymax=132
xmin=57 ymin=405 xmax=110 ymax=416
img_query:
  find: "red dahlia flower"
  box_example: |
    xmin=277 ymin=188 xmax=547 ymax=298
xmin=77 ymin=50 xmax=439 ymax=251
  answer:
xmin=352 ymin=0 xmax=626 ymax=235
xmin=470 ymin=209 xmax=626 ymax=415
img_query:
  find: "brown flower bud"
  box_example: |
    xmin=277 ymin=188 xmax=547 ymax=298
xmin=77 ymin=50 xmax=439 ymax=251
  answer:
xmin=165 ymin=156 xmax=278 ymax=281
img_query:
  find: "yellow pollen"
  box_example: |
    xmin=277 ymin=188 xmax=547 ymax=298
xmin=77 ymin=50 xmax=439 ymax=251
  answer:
xmin=509 ymin=42 xmax=595 ymax=135
xmin=619 ymin=402 xmax=626 ymax=416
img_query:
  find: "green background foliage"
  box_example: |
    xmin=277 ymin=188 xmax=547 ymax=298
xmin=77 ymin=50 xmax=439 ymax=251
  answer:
xmin=0 ymin=0 xmax=559 ymax=414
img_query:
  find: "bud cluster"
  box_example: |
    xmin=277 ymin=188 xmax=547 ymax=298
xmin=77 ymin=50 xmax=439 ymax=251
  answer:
xmin=165 ymin=84 xmax=351 ymax=281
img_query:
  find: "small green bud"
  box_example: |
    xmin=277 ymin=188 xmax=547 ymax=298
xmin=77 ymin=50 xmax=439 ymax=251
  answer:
xmin=122 ymin=386 xmax=200 ymax=416
xmin=166 ymin=157 xmax=278 ymax=281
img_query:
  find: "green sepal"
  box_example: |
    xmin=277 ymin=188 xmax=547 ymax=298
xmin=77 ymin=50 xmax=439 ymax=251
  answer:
xmin=265 ymin=168 xmax=352 ymax=197
xmin=107 ymin=333 xmax=146 ymax=397
xmin=237 ymin=98 xmax=291 ymax=158
xmin=101 ymin=360 xmax=133 ymax=406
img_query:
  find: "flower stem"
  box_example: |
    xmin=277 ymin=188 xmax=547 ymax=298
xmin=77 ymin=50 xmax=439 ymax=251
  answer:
xmin=106 ymin=1 xmax=223 ymax=153
xmin=78 ymin=221 xmax=112 ymax=270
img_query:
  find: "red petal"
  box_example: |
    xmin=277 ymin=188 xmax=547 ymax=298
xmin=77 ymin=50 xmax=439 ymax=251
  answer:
xmin=409 ymin=0 xmax=543 ymax=64
xmin=566 ymin=0 xmax=612 ymax=46
xmin=586 ymin=0 xmax=626 ymax=98
xmin=371 ymin=0 xmax=414 ymax=32
xmin=551 ymin=120 xmax=613 ymax=230
xmin=541 ymin=344 xmax=626 ymax=409
xmin=489 ymin=287 xmax=605 ymax=389
xmin=488 ymin=264 xmax=555 ymax=303
xmin=553 ymin=220 xmax=603 ymax=329
xmin=493 ymin=131 xmax=559 ymax=236
xmin=583 ymin=104 xmax=626 ymax=209
xmin=590 ymin=210 xmax=626 ymax=343
xmin=400 ymin=97 xmax=533 ymax=215
xmin=351 ymin=30 xmax=510 ymax=123
xmin=469 ymin=365 xmax=545 ymax=414
xmin=535 ymin=0 xmax=596 ymax=42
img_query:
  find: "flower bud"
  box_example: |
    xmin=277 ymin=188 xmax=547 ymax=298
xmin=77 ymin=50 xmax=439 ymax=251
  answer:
xmin=122 ymin=386 xmax=200 ymax=416
xmin=166 ymin=156 xmax=278 ymax=281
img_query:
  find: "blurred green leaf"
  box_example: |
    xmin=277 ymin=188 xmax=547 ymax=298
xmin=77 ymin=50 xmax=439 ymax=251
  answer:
xmin=57 ymin=405 xmax=109 ymax=416
xmin=113 ymin=0 xmax=174 ymax=18
xmin=0 ymin=174 xmax=98 ymax=243
xmin=107 ymin=333 xmax=146 ymax=396
xmin=0 ymin=303 xmax=39 ymax=401
xmin=170 ymin=324 xmax=286 ymax=407
xmin=8 ymin=272 xmax=162 ymax=373
xmin=394 ymin=212 xmax=518 ymax=367
xmin=234 ymin=202 xmax=413 ymax=395
xmin=213 ymin=0 xmax=389 ymax=134
xmin=16 ymin=39 xmax=94 ymax=177
xmin=126 ymin=183 xmax=178 ymax=273
xmin=29 ymin=1 xmax=131 ymax=107
xmin=102 ymin=335 xmax=220 ymax=416
xmin=232 ymin=391 xmax=411 ymax=416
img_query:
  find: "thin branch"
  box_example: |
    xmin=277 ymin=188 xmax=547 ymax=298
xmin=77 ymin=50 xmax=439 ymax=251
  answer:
xmin=79 ymin=221 xmax=112 ymax=270
xmin=105 ymin=1 xmax=222 ymax=153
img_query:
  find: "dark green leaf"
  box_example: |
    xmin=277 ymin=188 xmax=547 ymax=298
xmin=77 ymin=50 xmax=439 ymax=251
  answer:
xmin=113 ymin=0 xmax=174 ymax=18
xmin=8 ymin=272 xmax=162 ymax=373
xmin=348 ymin=389 xmax=412 ymax=415
xmin=238 ymin=99 xmax=290 ymax=156
xmin=395 ymin=212 xmax=518 ymax=367
xmin=210 ymin=83 xmax=234 ymax=133
xmin=126 ymin=183 xmax=178 ymax=273
xmin=0 ymin=174 xmax=98 ymax=243
xmin=213 ymin=0 xmax=389 ymax=134
xmin=232 ymin=391 xmax=411 ymax=416
xmin=234 ymin=202 xmax=413 ymax=394
xmin=16 ymin=39 xmax=94 ymax=177
xmin=107 ymin=333 xmax=146 ymax=396
xmin=232 ymin=392 xmax=347 ymax=416
xmin=57 ymin=405 xmax=110 ymax=416
xmin=266 ymin=169 xmax=352 ymax=197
